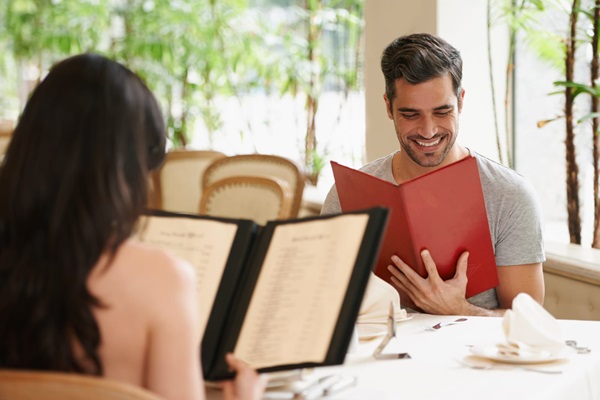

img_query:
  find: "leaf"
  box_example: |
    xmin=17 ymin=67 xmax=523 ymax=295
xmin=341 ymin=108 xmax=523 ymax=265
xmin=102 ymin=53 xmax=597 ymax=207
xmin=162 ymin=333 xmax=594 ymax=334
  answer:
xmin=577 ymin=112 xmax=600 ymax=123
xmin=554 ymin=80 xmax=600 ymax=98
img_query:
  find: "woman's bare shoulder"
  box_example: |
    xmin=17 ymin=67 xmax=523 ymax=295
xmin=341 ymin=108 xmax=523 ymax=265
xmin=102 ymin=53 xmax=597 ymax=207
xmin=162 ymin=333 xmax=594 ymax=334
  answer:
xmin=119 ymin=239 xmax=194 ymax=278
xmin=91 ymin=239 xmax=196 ymax=304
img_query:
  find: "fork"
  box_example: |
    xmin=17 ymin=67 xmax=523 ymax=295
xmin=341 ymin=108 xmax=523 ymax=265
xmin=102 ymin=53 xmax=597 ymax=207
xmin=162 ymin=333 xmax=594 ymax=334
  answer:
xmin=426 ymin=318 xmax=468 ymax=331
xmin=566 ymin=340 xmax=592 ymax=354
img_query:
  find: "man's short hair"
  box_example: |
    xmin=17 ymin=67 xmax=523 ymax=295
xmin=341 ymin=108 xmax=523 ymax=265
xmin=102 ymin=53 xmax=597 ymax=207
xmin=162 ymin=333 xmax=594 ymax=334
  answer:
xmin=381 ymin=33 xmax=463 ymax=105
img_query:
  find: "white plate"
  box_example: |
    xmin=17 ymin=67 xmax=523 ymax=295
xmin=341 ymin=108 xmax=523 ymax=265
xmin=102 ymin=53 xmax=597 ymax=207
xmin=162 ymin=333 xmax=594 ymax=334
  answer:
xmin=396 ymin=314 xmax=414 ymax=322
xmin=469 ymin=344 xmax=569 ymax=364
xmin=356 ymin=314 xmax=414 ymax=340
xmin=356 ymin=324 xmax=387 ymax=340
xmin=356 ymin=313 xmax=414 ymax=325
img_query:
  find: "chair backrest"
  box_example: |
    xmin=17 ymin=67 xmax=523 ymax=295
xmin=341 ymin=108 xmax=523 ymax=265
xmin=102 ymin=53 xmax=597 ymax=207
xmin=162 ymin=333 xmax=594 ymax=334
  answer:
xmin=202 ymin=154 xmax=305 ymax=218
xmin=0 ymin=369 xmax=164 ymax=400
xmin=198 ymin=176 xmax=294 ymax=225
xmin=151 ymin=149 xmax=226 ymax=213
xmin=0 ymin=121 xmax=13 ymax=157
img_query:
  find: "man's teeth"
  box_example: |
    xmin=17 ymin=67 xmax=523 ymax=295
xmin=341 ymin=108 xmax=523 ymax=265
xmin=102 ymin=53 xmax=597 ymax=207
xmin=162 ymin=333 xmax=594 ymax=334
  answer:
xmin=416 ymin=138 xmax=441 ymax=147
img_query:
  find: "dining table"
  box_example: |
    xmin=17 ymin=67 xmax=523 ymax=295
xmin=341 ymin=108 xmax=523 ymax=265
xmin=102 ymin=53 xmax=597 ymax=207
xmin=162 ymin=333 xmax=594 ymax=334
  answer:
xmin=207 ymin=313 xmax=600 ymax=400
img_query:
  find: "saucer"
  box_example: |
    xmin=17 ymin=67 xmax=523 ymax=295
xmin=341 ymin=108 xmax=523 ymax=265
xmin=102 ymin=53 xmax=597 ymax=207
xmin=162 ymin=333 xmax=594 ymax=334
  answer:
xmin=469 ymin=344 xmax=570 ymax=364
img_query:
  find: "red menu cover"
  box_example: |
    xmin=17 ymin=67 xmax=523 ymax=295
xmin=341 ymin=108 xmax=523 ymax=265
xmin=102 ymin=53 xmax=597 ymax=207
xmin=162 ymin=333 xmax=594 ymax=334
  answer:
xmin=331 ymin=156 xmax=498 ymax=308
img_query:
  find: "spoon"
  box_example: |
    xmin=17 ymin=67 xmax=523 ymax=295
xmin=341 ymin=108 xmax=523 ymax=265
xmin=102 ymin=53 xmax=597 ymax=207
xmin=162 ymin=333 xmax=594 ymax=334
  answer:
xmin=428 ymin=318 xmax=468 ymax=330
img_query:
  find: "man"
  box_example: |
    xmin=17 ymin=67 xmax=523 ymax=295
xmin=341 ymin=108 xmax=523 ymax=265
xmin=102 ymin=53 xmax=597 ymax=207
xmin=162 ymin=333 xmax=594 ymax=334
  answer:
xmin=321 ymin=33 xmax=545 ymax=316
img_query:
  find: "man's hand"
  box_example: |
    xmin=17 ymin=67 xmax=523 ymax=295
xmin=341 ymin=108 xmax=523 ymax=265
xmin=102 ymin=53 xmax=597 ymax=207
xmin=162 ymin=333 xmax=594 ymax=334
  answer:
xmin=387 ymin=249 xmax=471 ymax=315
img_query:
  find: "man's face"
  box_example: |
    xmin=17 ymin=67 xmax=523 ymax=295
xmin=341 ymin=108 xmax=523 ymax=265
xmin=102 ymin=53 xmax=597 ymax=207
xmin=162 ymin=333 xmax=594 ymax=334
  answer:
xmin=384 ymin=74 xmax=464 ymax=168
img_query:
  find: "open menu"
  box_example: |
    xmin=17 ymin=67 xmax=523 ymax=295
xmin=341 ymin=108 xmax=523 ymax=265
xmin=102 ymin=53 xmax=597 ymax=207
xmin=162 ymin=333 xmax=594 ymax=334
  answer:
xmin=331 ymin=157 xmax=498 ymax=310
xmin=137 ymin=208 xmax=389 ymax=380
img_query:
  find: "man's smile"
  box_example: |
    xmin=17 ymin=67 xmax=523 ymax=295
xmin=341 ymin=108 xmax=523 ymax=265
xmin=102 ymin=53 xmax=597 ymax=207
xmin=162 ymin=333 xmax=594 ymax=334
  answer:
xmin=415 ymin=137 xmax=442 ymax=147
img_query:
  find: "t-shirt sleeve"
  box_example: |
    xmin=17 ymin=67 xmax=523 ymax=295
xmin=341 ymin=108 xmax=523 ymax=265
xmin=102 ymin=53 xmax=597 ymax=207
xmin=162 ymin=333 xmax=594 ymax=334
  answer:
xmin=320 ymin=185 xmax=342 ymax=215
xmin=492 ymin=179 xmax=546 ymax=266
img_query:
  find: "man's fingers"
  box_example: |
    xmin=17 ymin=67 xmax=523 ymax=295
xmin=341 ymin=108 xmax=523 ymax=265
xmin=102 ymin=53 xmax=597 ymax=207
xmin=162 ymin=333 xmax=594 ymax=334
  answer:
xmin=388 ymin=263 xmax=409 ymax=290
xmin=389 ymin=273 xmax=411 ymax=295
xmin=454 ymin=251 xmax=469 ymax=279
xmin=388 ymin=258 xmax=419 ymax=302
xmin=420 ymin=249 xmax=441 ymax=281
xmin=390 ymin=255 xmax=421 ymax=281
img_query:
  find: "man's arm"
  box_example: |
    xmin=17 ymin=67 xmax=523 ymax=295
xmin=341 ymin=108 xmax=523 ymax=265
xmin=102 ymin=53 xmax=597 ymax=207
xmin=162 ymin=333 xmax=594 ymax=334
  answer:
xmin=320 ymin=185 xmax=341 ymax=215
xmin=495 ymin=262 xmax=544 ymax=308
xmin=387 ymin=250 xmax=545 ymax=316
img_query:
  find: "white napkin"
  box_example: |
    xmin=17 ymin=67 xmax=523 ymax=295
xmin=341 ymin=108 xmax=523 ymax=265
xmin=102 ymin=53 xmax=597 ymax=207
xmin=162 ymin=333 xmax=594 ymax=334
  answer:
xmin=501 ymin=292 xmax=566 ymax=356
xmin=356 ymin=273 xmax=406 ymax=324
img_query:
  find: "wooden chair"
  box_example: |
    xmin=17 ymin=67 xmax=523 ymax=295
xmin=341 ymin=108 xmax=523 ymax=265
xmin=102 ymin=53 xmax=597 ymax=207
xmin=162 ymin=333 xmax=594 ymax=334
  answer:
xmin=202 ymin=154 xmax=305 ymax=218
xmin=150 ymin=149 xmax=226 ymax=213
xmin=198 ymin=176 xmax=294 ymax=225
xmin=0 ymin=121 xmax=13 ymax=157
xmin=0 ymin=369 xmax=164 ymax=400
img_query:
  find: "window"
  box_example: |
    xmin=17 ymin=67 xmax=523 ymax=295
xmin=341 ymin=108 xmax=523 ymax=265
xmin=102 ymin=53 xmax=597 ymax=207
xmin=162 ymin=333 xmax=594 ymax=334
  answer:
xmin=0 ymin=0 xmax=366 ymax=191
xmin=513 ymin=3 xmax=597 ymax=247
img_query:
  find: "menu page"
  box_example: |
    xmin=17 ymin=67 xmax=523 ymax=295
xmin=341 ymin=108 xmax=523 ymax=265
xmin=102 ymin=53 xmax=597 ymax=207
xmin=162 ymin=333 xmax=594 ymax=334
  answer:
xmin=233 ymin=214 xmax=369 ymax=369
xmin=137 ymin=216 xmax=239 ymax=336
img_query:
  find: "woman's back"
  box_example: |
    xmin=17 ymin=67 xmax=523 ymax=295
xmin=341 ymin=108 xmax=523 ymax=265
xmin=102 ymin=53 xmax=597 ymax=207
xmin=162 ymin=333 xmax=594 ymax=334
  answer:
xmin=0 ymin=54 xmax=165 ymax=377
xmin=87 ymin=239 xmax=203 ymax=399
xmin=0 ymin=53 xmax=264 ymax=400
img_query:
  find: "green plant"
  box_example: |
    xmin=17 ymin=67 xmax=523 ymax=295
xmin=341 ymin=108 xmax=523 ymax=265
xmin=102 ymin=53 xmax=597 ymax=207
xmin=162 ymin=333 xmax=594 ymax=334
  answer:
xmin=4 ymin=0 xmax=110 ymax=111
xmin=495 ymin=0 xmax=600 ymax=247
xmin=266 ymin=0 xmax=363 ymax=183
xmin=112 ymin=0 xmax=249 ymax=148
xmin=1 ymin=0 xmax=364 ymax=184
xmin=488 ymin=0 xmax=549 ymax=167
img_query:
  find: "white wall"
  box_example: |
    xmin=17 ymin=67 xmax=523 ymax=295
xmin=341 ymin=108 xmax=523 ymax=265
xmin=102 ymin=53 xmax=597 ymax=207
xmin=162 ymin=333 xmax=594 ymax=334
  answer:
xmin=364 ymin=0 xmax=508 ymax=164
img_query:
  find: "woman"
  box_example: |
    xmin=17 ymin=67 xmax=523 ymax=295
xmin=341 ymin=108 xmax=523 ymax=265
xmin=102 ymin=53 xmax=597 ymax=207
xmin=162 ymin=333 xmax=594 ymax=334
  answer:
xmin=0 ymin=53 xmax=265 ymax=400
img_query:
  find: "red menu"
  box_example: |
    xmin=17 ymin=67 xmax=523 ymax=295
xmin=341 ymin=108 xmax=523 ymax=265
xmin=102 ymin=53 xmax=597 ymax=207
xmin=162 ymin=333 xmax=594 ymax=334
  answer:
xmin=331 ymin=156 xmax=498 ymax=309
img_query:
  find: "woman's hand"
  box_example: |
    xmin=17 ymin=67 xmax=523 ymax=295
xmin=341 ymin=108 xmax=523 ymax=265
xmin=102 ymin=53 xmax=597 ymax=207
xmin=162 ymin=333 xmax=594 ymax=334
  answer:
xmin=221 ymin=353 xmax=268 ymax=400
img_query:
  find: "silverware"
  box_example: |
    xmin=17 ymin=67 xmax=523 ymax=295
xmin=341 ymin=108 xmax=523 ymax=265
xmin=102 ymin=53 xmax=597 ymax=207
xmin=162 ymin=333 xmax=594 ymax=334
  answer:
xmin=566 ymin=340 xmax=591 ymax=354
xmin=373 ymin=302 xmax=411 ymax=360
xmin=323 ymin=376 xmax=357 ymax=396
xmin=292 ymin=374 xmax=357 ymax=399
xmin=292 ymin=375 xmax=340 ymax=399
xmin=427 ymin=317 xmax=468 ymax=331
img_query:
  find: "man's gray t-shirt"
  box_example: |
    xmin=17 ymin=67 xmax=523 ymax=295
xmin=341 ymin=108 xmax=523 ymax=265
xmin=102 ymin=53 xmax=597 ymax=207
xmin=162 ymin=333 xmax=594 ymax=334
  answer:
xmin=321 ymin=151 xmax=545 ymax=309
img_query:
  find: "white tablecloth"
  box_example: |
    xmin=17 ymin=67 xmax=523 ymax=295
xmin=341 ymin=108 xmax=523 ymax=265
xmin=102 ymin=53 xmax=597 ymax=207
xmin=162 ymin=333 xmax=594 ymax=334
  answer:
xmin=209 ymin=313 xmax=600 ymax=400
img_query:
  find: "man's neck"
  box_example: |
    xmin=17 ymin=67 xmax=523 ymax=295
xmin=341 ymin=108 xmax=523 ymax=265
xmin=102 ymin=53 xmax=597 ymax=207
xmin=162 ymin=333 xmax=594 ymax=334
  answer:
xmin=392 ymin=145 xmax=470 ymax=184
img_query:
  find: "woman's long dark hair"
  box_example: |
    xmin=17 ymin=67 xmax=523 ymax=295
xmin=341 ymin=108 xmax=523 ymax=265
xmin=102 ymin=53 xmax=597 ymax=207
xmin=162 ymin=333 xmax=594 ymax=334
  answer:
xmin=0 ymin=54 xmax=166 ymax=374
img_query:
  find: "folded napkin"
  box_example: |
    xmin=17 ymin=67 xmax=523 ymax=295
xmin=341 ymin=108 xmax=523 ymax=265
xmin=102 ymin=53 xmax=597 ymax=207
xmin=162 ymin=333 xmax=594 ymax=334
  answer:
xmin=501 ymin=293 xmax=566 ymax=356
xmin=356 ymin=273 xmax=406 ymax=324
